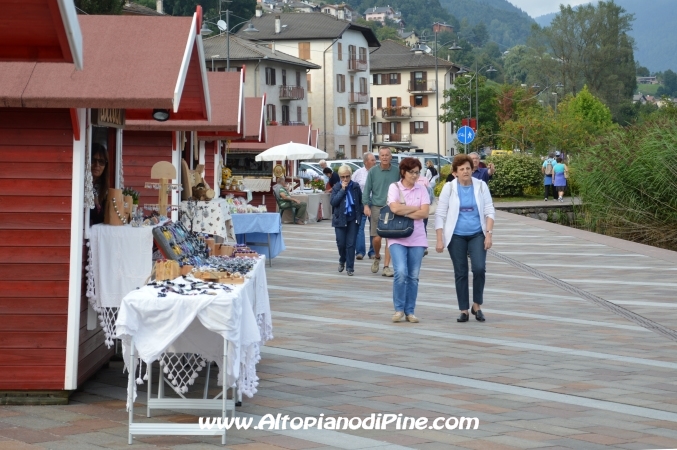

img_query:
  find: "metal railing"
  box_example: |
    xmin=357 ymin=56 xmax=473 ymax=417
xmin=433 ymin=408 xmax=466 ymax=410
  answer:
xmin=279 ymin=85 xmax=305 ymax=100
xmin=382 ymin=106 xmax=412 ymax=119
xmin=349 ymin=125 xmax=370 ymax=136
xmin=348 ymin=91 xmax=369 ymax=103
xmin=348 ymin=57 xmax=368 ymax=71
xmin=279 ymin=121 xmax=306 ymax=126
xmin=408 ymin=80 xmax=436 ymax=92
xmin=379 ymin=133 xmax=412 ymax=142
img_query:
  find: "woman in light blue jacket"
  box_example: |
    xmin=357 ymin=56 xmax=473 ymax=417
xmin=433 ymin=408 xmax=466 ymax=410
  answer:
xmin=435 ymin=154 xmax=495 ymax=323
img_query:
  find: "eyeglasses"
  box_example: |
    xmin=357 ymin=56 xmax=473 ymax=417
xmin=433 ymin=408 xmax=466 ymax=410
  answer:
xmin=92 ymin=158 xmax=107 ymax=167
xmin=339 ymin=175 xmax=351 ymax=179
xmin=407 ymin=170 xmax=421 ymax=176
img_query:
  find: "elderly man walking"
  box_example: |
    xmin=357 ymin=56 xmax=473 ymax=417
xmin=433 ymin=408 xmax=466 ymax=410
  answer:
xmin=352 ymin=152 xmax=377 ymax=260
xmin=362 ymin=147 xmax=400 ymax=276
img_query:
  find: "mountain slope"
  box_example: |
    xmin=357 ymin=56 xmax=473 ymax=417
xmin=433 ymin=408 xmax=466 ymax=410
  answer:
xmin=533 ymin=0 xmax=677 ymax=72
xmin=439 ymin=0 xmax=535 ymax=49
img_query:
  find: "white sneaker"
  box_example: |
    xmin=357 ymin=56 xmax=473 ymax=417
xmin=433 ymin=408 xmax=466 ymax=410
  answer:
xmin=392 ymin=311 xmax=404 ymax=322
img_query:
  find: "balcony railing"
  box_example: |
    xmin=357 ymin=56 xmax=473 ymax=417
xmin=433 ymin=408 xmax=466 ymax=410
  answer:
xmin=348 ymin=57 xmax=368 ymax=72
xmin=279 ymin=121 xmax=306 ymax=126
xmin=279 ymin=85 xmax=305 ymax=100
xmin=349 ymin=125 xmax=370 ymax=136
xmin=408 ymin=80 xmax=436 ymax=93
xmin=380 ymin=133 xmax=412 ymax=143
xmin=382 ymin=106 xmax=412 ymax=119
xmin=348 ymin=91 xmax=369 ymax=104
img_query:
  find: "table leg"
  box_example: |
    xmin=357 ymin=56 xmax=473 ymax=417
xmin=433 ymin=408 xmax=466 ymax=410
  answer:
xmin=128 ymin=340 xmax=136 ymax=445
xmin=222 ymin=338 xmax=227 ymax=445
xmin=203 ymin=363 xmax=211 ymax=399
xmin=267 ymin=233 xmax=272 ymax=267
xmin=147 ymin=362 xmax=152 ymax=418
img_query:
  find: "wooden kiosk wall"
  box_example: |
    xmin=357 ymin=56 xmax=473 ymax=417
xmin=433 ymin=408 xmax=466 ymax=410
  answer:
xmin=0 ymin=108 xmax=111 ymax=391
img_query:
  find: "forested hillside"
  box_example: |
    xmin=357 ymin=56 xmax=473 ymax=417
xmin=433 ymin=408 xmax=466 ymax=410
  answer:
xmin=438 ymin=0 xmax=534 ymax=49
xmin=344 ymin=0 xmax=455 ymax=33
xmin=534 ymin=0 xmax=677 ymax=72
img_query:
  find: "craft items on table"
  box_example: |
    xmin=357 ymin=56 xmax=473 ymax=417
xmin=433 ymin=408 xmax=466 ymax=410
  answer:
xmin=179 ymin=197 xmax=235 ymax=241
xmin=152 ymin=221 xmax=209 ymax=268
xmin=144 ymin=161 xmax=183 ymax=215
xmin=189 ymin=164 xmax=215 ymax=201
xmin=224 ymin=196 xmax=266 ymax=214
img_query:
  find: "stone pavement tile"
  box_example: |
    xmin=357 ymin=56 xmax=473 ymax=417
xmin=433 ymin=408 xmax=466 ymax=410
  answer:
xmin=250 ymin=434 xmax=334 ymax=449
xmin=0 ymin=416 xmax=67 ymax=430
xmin=0 ymin=441 xmax=44 ymax=450
xmin=505 ymin=430 xmax=563 ymax=441
xmin=0 ymin=427 xmax=63 ymax=444
xmin=136 ymin=436 xmax=196 ymax=447
xmin=496 ymin=421 xmax=581 ymax=437
xmin=412 ymin=443 xmax=468 ymax=450
xmin=279 ymin=406 xmax=342 ymax=416
xmin=568 ymin=433 xmax=630 ymax=445
xmin=247 ymin=397 xmax=303 ymax=409
xmin=457 ymin=439 xmax=522 ymax=450
xmin=575 ymin=426 xmax=646 ymax=440
xmin=544 ymin=438 xmax=615 ymax=450
xmin=485 ymin=435 xmax=556 ymax=449
xmin=46 ymin=418 xmax=122 ymax=436
xmin=0 ymin=411 xmax=21 ymax=420
xmin=35 ymin=440 xmax=108 ymax=449
xmin=226 ymin=444 xmax=290 ymax=450
xmin=640 ymin=426 xmax=677 ymax=439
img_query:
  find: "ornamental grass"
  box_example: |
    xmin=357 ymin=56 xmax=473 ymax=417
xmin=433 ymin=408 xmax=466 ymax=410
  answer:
xmin=574 ymin=117 xmax=677 ymax=251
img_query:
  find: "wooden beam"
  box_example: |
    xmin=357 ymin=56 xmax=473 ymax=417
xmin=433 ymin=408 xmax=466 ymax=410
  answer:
xmin=69 ymin=108 xmax=80 ymax=141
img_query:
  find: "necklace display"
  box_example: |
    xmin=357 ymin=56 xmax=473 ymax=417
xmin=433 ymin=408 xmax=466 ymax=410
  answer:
xmin=111 ymin=197 xmax=128 ymax=224
xmin=145 ymin=277 xmax=233 ymax=297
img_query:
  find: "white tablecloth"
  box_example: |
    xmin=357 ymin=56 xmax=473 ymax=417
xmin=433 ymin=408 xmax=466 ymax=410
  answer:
xmin=115 ymin=257 xmax=272 ymax=404
xmin=180 ymin=198 xmax=235 ymax=241
xmin=89 ymin=224 xmax=154 ymax=308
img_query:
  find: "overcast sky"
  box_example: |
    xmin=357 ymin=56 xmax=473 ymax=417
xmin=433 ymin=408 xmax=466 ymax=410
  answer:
xmin=509 ymin=0 xmax=591 ymax=17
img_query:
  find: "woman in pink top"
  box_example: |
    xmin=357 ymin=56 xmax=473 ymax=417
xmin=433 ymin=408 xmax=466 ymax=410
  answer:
xmin=387 ymin=157 xmax=430 ymax=323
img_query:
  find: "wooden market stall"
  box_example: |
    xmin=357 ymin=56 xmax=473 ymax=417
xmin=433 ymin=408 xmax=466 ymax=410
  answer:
xmin=0 ymin=10 xmax=210 ymax=400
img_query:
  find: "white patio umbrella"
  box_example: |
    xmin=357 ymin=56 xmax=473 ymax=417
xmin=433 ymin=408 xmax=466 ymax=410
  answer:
xmin=256 ymin=142 xmax=328 ymax=191
xmin=255 ymin=142 xmax=328 ymax=161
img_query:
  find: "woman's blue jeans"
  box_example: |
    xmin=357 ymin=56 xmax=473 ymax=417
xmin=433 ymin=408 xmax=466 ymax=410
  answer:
xmin=448 ymin=232 xmax=487 ymax=311
xmin=334 ymin=220 xmax=359 ymax=271
xmin=356 ymin=213 xmax=374 ymax=257
xmin=389 ymin=244 xmax=426 ymax=315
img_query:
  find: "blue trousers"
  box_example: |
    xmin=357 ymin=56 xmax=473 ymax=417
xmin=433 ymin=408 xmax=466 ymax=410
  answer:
xmin=448 ymin=232 xmax=487 ymax=311
xmin=334 ymin=220 xmax=359 ymax=271
xmin=390 ymin=244 xmax=426 ymax=315
xmin=356 ymin=213 xmax=374 ymax=257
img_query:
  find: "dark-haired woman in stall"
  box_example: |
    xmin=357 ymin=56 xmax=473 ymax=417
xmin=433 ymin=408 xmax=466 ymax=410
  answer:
xmin=90 ymin=143 xmax=109 ymax=225
xmin=435 ymin=154 xmax=495 ymax=322
xmin=387 ymin=157 xmax=430 ymax=323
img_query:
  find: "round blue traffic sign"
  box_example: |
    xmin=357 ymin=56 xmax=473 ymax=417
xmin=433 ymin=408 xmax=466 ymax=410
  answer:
xmin=457 ymin=126 xmax=475 ymax=144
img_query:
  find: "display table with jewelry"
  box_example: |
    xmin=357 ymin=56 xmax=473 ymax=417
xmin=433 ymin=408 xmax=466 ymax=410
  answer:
xmin=116 ymin=255 xmax=272 ymax=444
xmin=179 ymin=197 xmax=236 ymax=242
xmin=282 ymin=192 xmax=331 ymax=223
xmin=230 ymin=213 xmax=285 ymax=264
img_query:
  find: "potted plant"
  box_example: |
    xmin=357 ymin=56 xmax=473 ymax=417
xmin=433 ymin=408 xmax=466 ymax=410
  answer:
xmin=122 ymin=187 xmax=140 ymax=213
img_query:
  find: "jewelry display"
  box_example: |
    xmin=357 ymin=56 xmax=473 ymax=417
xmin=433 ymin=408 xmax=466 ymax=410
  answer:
xmin=144 ymin=161 xmax=181 ymax=215
xmin=111 ymin=197 xmax=128 ymax=224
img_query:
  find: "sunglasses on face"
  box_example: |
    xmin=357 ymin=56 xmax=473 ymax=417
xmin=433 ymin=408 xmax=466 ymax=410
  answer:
xmin=92 ymin=158 xmax=107 ymax=167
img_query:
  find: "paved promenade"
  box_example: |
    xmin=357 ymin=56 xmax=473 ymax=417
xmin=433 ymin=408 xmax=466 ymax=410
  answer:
xmin=2 ymin=210 xmax=677 ymax=449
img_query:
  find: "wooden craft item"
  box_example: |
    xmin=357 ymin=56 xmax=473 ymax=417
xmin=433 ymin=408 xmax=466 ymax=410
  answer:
xmin=181 ymin=159 xmax=192 ymax=201
xmin=180 ymin=265 xmax=193 ymax=276
xmin=150 ymin=161 xmax=176 ymax=179
xmin=205 ymin=238 xmax=215 ymax=255
xmin=192 ymin=270 xmax=245 ymax=284
xmin=124 ymin=195 xmax=133 ymax=221
xmin=104 ymin=188 xmax=126 ymax=226
xmin=153 ymin=260 xmax=180 ymax=281
xmin=217 ymin=244 xmax=234 ymax=256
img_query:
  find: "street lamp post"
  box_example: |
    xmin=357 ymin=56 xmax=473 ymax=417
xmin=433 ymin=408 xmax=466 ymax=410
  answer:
xmin=201 ymin=3 xmax=258 ymax=72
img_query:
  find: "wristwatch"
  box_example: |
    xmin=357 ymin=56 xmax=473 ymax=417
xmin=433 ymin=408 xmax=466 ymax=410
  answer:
xmin=487 ymin=230 xmax=493 ymax=234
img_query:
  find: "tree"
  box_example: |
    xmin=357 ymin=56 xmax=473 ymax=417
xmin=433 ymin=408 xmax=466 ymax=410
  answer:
xmin=534 ymin=2 xmax=636 ymax=122
xmin=75 ymin=0 xmax=125 ymax=14
xmin=502 ymin=45 xmax=530 ymax=84
xmin=440 ymin=75 xmax=499 ymax=150
xmin=636 ymin=65 xmax=650 ymax=77
xmin=160 ymin=0 xmax=255 ymax=26
xmin=376 ymin=26 xmax=403 ymax=42
xmin=656 ymin=69 xmax=677 ymax=97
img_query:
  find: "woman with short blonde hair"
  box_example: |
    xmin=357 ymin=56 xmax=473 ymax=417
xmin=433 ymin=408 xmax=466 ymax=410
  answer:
xmin=330 ymin=164 xmax=362 ymax=276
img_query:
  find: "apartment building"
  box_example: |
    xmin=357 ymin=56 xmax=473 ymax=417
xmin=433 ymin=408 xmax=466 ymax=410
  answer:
xmin=238 ymin=12 xmax=380 ymax=158
xmin=203 ymin=34 xmax=320 ymax=127
xmin=321 ymin=4 xmax=358 ymax=22
xmin=370 ymin=40 xmax=461 ymax=155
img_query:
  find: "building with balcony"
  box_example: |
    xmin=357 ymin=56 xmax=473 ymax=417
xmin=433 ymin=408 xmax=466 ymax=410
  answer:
xmin=370 ymin=40 xmax=462 ymax=154
xmin=204 ymin=34 xmax=320 ymax=127
xmin=321 ymin=4 xmax=357 ymax=22
xmin=239 ymin=13 xmax=380 ymax=158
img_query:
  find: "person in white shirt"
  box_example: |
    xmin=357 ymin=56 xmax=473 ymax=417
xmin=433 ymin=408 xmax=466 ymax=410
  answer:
xmin=352 ymin=152 xmax=376 ymax=260
xmin=425 ymin=160 xmax=439 ymax=184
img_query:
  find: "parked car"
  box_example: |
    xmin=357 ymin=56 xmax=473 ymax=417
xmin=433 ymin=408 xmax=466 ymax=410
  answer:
xmin=299 ymin=162 xmax=323 ymax=179
xmin=327 ymin=159 xmax=362 ymax=171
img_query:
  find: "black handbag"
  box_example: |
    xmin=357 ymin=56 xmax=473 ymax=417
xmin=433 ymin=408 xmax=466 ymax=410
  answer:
xmin=376 ymin=183 xmax=414 ymax=238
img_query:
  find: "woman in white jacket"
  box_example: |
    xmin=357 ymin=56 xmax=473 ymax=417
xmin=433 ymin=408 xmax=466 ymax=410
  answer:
xmin=435 ymin=154 xmax=495 ymax=322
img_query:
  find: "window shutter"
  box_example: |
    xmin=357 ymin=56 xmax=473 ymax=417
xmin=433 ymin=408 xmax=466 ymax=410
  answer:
xmin=338 ymin=43 xmax=342 ymax=60
xmin=342 ymin=108 xmax=346 ymax=125
xmin=422 ymin=95 xmax=429 ymax=107
xmin=422 ymin=72 xmax=427 ymax=80
xmin=423 ymin=122 xmax=429 ymax=133
xmin=410 ymin=95 xmax=414 ymax=106
xmin=271 ymin=68 xmax=276 ymax=85
xmin=307 ymin=74 xmax=311 ymax=92
xmin=397 ymin=73 xmax=401 ymax=84
xmin=299 ymin=42 xmax=310 ymax=60
xmin=297 ymin=106 xmax=302 ymax=122
xmin=395 ymin=122 xmax=401 ymax=134
xmin=373 ymin=74 xmax=378 ymax=85
xmin=410 ymin=122 xmax=415 ymax=134
xmin=396 ymin=97 xmax=402 ymax=106
xmin=308 ymin=107 xmax=312 ymax=124
xmin=377 ymin=97 xmax=382 ymax=109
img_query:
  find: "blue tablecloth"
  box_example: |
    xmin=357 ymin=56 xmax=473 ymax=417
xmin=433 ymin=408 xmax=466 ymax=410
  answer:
xmin=231 ymin=213 xmax=285 ymax=259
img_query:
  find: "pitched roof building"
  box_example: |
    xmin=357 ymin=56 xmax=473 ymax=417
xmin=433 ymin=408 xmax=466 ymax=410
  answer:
xmin=238 ymin=13 xmax=380 ymax=158
xmin=370 ymin=40 xmax=462 ymax=155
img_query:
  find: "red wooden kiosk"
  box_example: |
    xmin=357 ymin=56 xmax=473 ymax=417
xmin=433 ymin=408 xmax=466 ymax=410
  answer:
xmin=0 ymin=10 xmax=211 ymax=402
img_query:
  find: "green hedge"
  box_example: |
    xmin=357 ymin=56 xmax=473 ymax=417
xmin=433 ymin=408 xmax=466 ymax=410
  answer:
xmin=485 ymin=154 xmax=542 ymax=197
